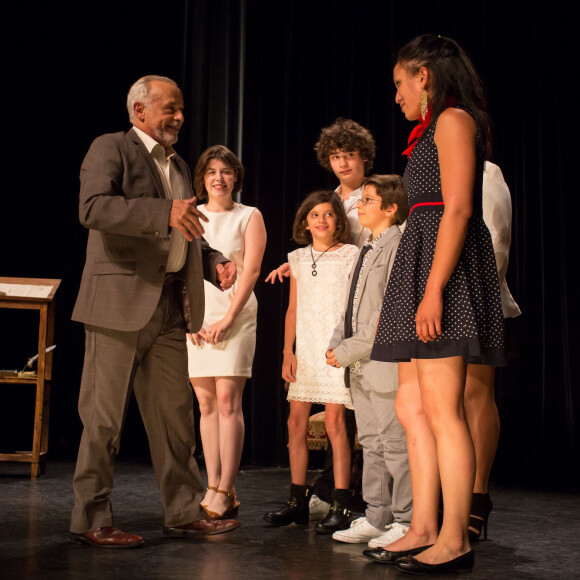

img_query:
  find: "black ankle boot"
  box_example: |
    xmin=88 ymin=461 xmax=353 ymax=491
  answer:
xmin=263 ymin=484 xmax=312 ymax=526
xmin=314 ymin=488 xmax=353 ymax=534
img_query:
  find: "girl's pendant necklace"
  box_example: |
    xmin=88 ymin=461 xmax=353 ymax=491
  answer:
xmin=310 ymin=241 xmax=339 ymax=276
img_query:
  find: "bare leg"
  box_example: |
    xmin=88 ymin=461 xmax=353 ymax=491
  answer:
xmin=191 ymin=377 xmax=220 ymax=507
xmin=205 ymin=376 xmax=247 ymax=515
xmin=287 ymin=401 xmax=312 ymax=485
xmin=385 ymin=361 xmax=439 ymax=552
xmin=415 ymin=356 xmax=473 ymax=564
xmin=324 ymin=403 xmax=351 ymax=489
xmin=464 ymin=364 xmax=498 ymax=493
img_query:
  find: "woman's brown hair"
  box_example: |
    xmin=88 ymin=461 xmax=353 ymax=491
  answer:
xmin=193 ymin=145 xmax=244 ymax=203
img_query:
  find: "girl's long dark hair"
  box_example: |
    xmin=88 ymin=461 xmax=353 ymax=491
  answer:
xmin=397 ymin=34 xmax=491 ymax=147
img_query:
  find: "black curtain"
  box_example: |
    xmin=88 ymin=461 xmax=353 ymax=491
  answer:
xmin=1 ymin=0 xmax=577 ymax=488
xmin=180 ymin=0 xmax=245 ymax=163
xmin=1 ymin=1 xmax=189 ymax=458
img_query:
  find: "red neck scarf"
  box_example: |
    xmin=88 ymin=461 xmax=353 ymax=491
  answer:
xmin=402 ymin=98 xmax=458 ymax=158
xmin=402 ymin=105 xmax=432 ymax=158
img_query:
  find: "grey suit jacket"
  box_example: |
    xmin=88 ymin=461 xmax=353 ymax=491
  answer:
xmin=328 ymin=225 xmax=401 ymax=393
xmin=72 ymin=128 xmax=225 ymax=333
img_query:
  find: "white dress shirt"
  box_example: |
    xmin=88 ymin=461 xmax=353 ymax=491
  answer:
xmin=335 ymin=184 xmax=371 ymax=248
xmin=133 ymin=126 xmax=187 ymax=273
xmin=483 ymin=162 xmax=522 ymax=318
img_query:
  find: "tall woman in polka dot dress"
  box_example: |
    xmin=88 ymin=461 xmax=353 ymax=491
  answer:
xmin=368 ymin=35 xmax=505 ymax=574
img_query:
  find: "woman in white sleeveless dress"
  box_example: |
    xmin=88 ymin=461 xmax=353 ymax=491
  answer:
xmin=187 ymin=145 xmax=267 ymax=520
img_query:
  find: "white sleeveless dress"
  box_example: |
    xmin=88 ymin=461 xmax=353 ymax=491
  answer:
xmin=286 ymin=244 xmax=359 ymax=408
xmin=187 ymin=203 xmax=258 ymax=378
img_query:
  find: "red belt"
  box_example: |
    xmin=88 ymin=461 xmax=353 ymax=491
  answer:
xmin=409 ymin=201 xmax=444 ymax=215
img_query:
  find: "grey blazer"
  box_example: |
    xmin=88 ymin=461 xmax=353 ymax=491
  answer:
xmin=72 ymin=128 xmax=225 ymax=333
xmin=328 ymin=225 xmax=402 ymax=393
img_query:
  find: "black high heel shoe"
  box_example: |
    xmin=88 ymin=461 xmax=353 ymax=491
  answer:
xmin=469 ymin=492 xmax=493 ymax=541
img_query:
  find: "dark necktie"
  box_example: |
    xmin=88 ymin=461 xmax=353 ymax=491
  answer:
xmin=343 ymin=245 xmax=371 ymax=387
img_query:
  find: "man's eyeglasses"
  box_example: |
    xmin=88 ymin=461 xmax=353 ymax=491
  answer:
xmin=357 ymin=197 xmax=382 ymax=206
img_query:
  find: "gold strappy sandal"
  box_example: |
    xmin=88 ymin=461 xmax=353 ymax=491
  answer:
xmin=201 ymin=485 xmax=219 ymax=510
xmin=203 ymin=488 xmax=240 ymax=520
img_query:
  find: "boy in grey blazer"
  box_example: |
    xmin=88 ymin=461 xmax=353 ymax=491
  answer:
xmin=326 ymin=175 xmax=413 ymax=548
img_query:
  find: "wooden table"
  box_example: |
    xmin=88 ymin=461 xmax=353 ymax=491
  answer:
xmin=0 ymin=277 xmax=61 ymax=479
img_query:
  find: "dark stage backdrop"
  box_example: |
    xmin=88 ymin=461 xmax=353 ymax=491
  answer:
xmin=1 ymin=0 xmax=577 ymax=489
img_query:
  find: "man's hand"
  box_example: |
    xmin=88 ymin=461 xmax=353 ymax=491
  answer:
xmin=187 ymin=331 xmax=208 ymax=346
xmin=169 ymin=197 xmax=209 ymax=241
xmin=217 ymin=262 xmax=236 ymax=290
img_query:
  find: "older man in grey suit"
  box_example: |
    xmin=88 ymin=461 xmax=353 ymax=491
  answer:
xmin=69 ymin=75 xmax=239 ymax=548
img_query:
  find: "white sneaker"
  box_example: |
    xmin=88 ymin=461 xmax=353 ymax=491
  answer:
xmin=367 ymin=522 xmax=409 ymax=548
xmin=309 ymin=494 xmax=331 ymax=520
xmin=332 ymin=517 xmax=384 ymax=543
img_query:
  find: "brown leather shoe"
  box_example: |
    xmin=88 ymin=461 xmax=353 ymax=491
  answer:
xmin=163 ymin=516 xmax=241 ymax=537
xmin=69 ymin=526 xmax=144 ymax=549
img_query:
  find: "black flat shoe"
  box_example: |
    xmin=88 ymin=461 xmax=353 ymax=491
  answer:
xmin=395 ymin=550 xmax=474 ymax=575
xmin=362 ymin=545 xmax=432 ymax=564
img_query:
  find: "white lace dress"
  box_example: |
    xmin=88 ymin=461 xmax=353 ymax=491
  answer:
xmin=287 ymin=244 xmax=359 ymax=408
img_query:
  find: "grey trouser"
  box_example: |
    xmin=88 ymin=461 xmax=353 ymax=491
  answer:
xmin=350 ymin=373 xmax=412 ymax=529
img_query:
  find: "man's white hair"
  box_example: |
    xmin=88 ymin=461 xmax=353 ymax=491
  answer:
xmin=126 ymin=75 xmax=179 ymax=122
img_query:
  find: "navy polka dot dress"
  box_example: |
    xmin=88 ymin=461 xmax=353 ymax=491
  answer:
xmin=371 ymin=114 xmax=506 ymax=366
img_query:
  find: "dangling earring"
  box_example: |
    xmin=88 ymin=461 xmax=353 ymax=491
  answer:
xmin=420 ymin=89 xmax=429 ymax=121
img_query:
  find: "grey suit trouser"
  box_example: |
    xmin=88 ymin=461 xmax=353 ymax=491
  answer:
xmin=70 ymin=284 xmax=204 ymax=533
xmin=350 ymin=373 xmax=413 ymax=529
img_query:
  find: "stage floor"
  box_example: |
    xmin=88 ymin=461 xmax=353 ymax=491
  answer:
xmin=1 ymin=460 xmax=579 ymax=579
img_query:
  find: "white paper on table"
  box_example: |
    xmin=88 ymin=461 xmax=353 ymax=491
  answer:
xmin=0 ymin=284 xmax=54 ymax=298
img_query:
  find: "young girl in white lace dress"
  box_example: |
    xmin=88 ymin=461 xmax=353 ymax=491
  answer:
xmin=263 ymin=190 xmax=359 ymax=531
